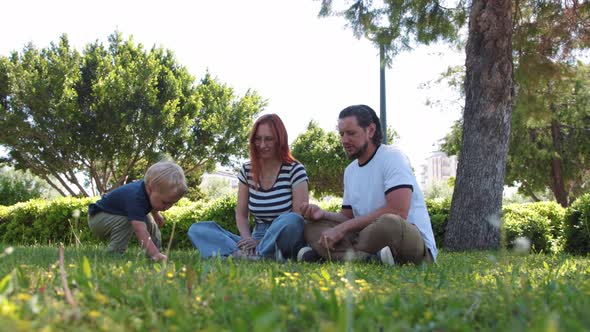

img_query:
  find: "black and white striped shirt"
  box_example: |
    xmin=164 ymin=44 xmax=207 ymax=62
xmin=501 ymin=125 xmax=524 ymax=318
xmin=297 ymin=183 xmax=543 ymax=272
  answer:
xmin=238 ymin=161 xmax=308 ymax=224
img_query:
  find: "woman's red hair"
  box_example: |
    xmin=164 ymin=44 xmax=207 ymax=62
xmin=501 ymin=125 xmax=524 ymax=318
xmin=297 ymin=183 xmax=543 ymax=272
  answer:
xmin=249 ymin=114 xmax=295 ymax=189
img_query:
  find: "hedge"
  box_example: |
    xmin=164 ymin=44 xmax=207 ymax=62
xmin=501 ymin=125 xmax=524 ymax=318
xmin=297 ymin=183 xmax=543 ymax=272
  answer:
xmin=0 ymin=195 xmax=585 ymax=254
xmin=564 ymin=194 xmax=590 ymax=255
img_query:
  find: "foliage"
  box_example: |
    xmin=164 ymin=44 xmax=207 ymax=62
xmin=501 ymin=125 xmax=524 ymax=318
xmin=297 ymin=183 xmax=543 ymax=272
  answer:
xmin=426 ymin=198 xmax=451 ymax=248
xmin=438 ymin=1 xmax=590 ymax=206
xmin=0 ymin=167 xmax=58 ymax=205
xmin=423 ymin=178 xmax=454 ymax=201
xmin=0 ymin=246 xmax=589 ymax=330
xmin=502 ymin=204 xmax=554 ymax=253
xmin=0 ymin=197 xmax=97 ymax=246
xmin=200 ymin=176 xmax=237 ymax=201
xmin=0 ymin=32 xmax=265 ymax=196
xmin=318 ymin=0 xmax=468 ymax=64
xmin=0 ymin=195 xmax=572 ymax=254
xmin=292 ymin=121 xmax=349 ymax=198
xmin=563 ymin=193 xmax=590 ymax=255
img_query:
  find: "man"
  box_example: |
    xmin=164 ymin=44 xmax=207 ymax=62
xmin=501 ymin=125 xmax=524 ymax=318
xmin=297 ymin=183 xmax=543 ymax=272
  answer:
xmin=297 ymin=105 xmax=437 ymax=265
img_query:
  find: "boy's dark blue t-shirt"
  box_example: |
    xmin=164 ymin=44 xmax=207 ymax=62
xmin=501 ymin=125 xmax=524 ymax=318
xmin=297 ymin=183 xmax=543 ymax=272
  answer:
xmin=88 ymin=180 xmax=152 ymax=223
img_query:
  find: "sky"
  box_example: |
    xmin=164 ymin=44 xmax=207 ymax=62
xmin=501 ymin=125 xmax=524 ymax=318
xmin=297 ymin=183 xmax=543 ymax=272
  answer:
xmin=1 ymin=0 xmax=465 ymax=181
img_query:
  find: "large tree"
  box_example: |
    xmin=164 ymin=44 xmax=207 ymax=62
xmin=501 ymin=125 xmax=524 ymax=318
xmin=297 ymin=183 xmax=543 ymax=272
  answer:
xmin=439 ymin=2 xmax=590 ymax=208
xmin=319 ymin=0 xmax=514 ymax=250
xmin=0 ymin=32 xmax=265 ymax=196
xmin=445 ymin=0 xmax=514 ymax=250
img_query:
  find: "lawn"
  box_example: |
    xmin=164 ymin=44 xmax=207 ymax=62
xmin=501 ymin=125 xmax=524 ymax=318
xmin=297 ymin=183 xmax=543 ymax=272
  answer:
xmin=0 ymin=245 xmax=589 ymax=331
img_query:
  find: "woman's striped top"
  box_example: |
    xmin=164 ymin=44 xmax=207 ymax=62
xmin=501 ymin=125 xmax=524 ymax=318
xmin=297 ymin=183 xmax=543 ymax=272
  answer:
xmin=238 ymin=161 xmax=308 ymax=224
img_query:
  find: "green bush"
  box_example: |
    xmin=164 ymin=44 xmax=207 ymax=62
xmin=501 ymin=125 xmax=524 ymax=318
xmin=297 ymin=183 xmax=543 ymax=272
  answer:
xmin=502 ymin=203 xmax=554 ymax=253
xmin=0 ymin=197 xmax=97 ymax=245
xmin=0 ymin=195 xmax=574 ymax=254
xmin=160 ymin=200 xmax=206 ymax=249
xmin=426 ymin=198 xmax=451 ymax=248
xmin=316 ymin=197 xmax=343 ymax=213
xmin=563 ymin=194 xmax=590 ymax=255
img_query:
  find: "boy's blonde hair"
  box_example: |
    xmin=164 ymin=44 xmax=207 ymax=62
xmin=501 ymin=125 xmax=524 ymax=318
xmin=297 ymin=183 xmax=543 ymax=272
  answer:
xmin=144 ymin=161 xmax=187 ymax=196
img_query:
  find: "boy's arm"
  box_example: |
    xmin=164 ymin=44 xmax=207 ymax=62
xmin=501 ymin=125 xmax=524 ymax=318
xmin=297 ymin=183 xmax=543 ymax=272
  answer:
xmin=151 ymin=211 xmax=165 ymax=227
xmin=131 ymin=220 xmax=166 ymax=261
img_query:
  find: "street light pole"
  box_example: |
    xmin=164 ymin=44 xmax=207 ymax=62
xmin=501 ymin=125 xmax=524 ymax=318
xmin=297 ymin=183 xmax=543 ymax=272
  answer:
xmin=379 ymin=43 xmax=387 ymax=144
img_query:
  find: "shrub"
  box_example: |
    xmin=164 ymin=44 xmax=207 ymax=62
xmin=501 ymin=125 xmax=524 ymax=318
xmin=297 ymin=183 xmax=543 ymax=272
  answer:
xmin=426 ymin=198 xmax=451 ymax=248
xmin=316 ymin=197 xmax=343 ymax=213
xmin=502 ymin=203 xmax=554 ymax=253
xmin=0 ymin=197 xmax=97 ymax=245
xmin=563 ymin=194 xmax=590 ymax=255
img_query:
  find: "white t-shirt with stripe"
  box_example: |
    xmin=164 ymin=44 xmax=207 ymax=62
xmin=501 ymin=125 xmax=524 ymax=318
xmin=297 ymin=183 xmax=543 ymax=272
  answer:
xmin=342 ymin=145 xmax=438 ymax=260
xmin=238 ymin=161 xmax=308 ymax=224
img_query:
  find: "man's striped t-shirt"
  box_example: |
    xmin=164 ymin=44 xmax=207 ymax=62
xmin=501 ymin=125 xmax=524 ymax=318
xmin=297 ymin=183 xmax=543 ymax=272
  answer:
xmin=238 ymin=161 xmax=308 ymax=224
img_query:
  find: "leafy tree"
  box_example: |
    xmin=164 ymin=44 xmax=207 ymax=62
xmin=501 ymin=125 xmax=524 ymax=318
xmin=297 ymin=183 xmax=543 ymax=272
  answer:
xmin=0 ymin=167 xmax=58 ymax=205
xmin=318 ymin=0 xmax=518 ymax=250
xmin=292 ymin=121 xmax=348 ymax=198
xmin=292 ymin=120 xmax=401 ymax=198
xmin=0 ymin=32 xmax=265 ymax=196
xmin=318 ymin=0 xmax=467 ymax=64
xmin=439 ymin=2 xmax=590 ymax=208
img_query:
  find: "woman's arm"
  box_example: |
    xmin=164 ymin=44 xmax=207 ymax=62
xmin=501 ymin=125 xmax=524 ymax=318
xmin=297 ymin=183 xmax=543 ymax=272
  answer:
xmin=235 ymin=182 xmax=251 ymax=238
xmin=290 ymin=181 xmax=309 ymax=215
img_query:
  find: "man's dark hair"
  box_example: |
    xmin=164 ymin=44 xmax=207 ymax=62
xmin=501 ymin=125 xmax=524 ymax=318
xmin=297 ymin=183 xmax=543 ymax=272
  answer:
xmin=338 ymin=104 xmax=383 ymax=145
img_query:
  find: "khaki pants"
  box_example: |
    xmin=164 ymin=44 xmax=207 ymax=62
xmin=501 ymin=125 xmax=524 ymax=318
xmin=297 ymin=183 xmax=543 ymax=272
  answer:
xmin=304 ymin=214 xmax=433 ymax=265
xmin=88 ymin=212 xmax=161 ymax=254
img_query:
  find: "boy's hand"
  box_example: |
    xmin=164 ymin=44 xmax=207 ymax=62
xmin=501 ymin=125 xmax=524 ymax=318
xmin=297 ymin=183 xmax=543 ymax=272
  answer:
xmin=151 ymin=253 xmax=167 ymax=262
xmin=152 ymin=212 xmax=166 ymax=227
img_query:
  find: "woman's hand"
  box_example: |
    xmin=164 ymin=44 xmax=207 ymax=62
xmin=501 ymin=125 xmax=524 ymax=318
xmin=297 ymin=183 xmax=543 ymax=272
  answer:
xmin=237 ymin=237 xmax=259 ymax=255
xmin=300 ymin=203 xmax=325 ymax=221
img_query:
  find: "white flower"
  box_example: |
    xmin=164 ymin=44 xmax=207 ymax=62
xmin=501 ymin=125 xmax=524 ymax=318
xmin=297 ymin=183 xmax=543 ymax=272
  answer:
xmin=4 ymin=246 xmax=14 ymax=255
xmin=72 ymin=209 xmax=81 ymax=219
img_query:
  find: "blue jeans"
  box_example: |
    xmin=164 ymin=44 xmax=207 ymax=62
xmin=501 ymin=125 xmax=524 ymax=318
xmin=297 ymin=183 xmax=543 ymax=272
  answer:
xmin=187 ymin=212 xmax=305 ymax=259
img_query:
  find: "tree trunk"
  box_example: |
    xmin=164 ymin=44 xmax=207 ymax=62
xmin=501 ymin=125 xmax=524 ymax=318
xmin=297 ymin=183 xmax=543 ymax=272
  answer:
xmin=550 ymin=118 xmax=569 ymax=207
xmin=445 ymin=0 xmax=514 ymax=251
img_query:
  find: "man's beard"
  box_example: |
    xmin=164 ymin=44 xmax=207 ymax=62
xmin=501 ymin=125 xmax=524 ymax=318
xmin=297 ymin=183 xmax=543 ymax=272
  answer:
xmin=347 ymin=141 xmax=368 ymax=160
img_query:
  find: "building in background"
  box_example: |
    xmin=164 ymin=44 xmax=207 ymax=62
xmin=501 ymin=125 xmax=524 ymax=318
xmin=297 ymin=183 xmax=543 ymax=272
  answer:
xmin=201 ymin=168 xmax=239 ymax=189
xmin=419 ymin=151 xmax=458 ymax=190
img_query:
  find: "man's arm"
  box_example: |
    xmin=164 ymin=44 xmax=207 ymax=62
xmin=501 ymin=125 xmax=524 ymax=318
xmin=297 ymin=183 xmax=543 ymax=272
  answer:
xmin=300 ymin=203 xmax=353 ymax=223
xmin=131 ymin=220 xmax=166 ymax=261
xmin=319 ymin=188 xmax=412 ymax=250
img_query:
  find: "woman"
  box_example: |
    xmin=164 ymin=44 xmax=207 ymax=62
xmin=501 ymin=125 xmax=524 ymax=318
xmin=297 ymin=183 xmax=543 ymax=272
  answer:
xmin=188 ymin=114 xmax=309 ymax=260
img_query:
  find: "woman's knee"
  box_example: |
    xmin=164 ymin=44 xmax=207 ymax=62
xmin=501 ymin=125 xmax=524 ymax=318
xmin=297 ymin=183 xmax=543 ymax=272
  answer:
xmin=188 ymin=221 xmax=216 ymax=237
xmin=273 ymin=213 xmax=304 ymax=229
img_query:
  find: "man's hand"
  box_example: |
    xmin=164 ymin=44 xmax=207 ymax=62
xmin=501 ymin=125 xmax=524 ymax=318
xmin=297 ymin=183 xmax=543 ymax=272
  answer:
xmin=318 ymin=226 xmax=346 ymax=251
xmin=237 ymin=237 xmax=259 ymax=255
xmin=300 ymin=203 xmax=325 ymax=221
xmin=152 ymin=211 xmax=165 ymax=227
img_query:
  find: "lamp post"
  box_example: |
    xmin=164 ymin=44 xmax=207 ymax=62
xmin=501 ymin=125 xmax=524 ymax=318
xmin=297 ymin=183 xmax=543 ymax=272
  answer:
xmin=379 ymin=42 xmax=387 ymax=144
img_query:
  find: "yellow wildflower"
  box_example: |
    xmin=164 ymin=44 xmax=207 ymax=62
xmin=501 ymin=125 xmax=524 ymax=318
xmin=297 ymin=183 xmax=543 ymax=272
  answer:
xmin=88 ymin=310 xmax=101 ymax=319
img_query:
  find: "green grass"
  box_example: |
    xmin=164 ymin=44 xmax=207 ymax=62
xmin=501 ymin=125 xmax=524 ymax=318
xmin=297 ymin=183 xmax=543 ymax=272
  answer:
xmin=1 ymin=245 xmax=589 ymax=331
